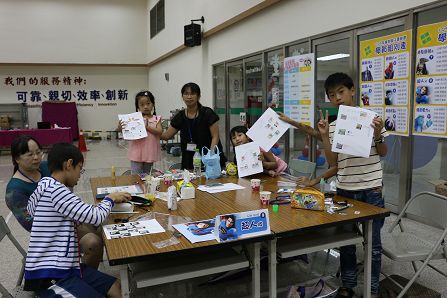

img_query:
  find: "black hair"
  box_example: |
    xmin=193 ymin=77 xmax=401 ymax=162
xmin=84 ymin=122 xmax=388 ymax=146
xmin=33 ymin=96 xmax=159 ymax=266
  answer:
xmin=229 ymin=125 xmax=249 ymax=164
xmin=11 ymin=135 xmax=42 ymax=174
xmin=181 ymin=82 xmax=201 ymax=98
xmin=135 ymin=90 xmax=156 ymax=115
xmin=324 ymin=73 xmax=354 ymax=96
xmin=224 ymin=215 xmax=236 ymax=227
xmin=48 ymin=143 xmax=84 ymax=174
xmin=386 ymin=90 xmax=393 ymax=95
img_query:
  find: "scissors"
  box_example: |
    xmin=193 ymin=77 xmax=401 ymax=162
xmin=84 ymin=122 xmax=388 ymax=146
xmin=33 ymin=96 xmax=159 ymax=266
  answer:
xmin=269 ymin=195 xmax=291 ymax=205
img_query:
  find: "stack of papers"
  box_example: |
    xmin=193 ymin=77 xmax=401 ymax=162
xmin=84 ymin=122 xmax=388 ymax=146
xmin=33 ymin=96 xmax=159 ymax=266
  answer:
xmin=197 ymin=183 xmax=245 ymax=193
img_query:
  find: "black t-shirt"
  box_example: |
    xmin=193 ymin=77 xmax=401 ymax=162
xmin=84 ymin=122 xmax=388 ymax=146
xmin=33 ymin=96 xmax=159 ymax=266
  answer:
xmin=170 ymin=105 xmax=227 ymax=170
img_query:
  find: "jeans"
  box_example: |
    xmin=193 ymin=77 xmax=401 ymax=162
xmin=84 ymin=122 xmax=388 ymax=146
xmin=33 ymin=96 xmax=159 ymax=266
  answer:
xmin=130 ymin=161 xmax=153 ymax=175
xmin=337 ymin=187 xmax=385 ymax=294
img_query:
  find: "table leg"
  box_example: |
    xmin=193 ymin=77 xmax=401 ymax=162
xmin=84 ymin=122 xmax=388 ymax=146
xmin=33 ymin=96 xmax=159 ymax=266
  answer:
xmin=119 ymin=265 xmax=130 ymax=298
xmin=251 ymin=242 xmax=261 ymax=298
xmin=363 ymin=220 xmax=372 ymax=298
xmin=268 ymin=238 xmax=277 ymax=298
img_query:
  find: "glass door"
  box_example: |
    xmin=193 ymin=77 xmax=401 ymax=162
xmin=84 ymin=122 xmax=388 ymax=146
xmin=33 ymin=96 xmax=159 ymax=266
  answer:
xmin=227 ymin=60 xmax=244 ymax=161
xmin=213 ymin=64 xmax=227 ymax=155
xmin=245 ymin=55 xmax=264 ymax=127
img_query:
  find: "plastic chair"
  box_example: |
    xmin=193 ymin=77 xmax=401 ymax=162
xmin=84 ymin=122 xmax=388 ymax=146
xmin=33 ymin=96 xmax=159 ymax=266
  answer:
xmin=121 ymin=169 xmax=132 ymax=176
xmin=381 ymin=192 xmax=447 ymax=298
xmin=288 ymin=159 xmax=316 ymax=179
xmin=0 ymin=216 xmax=34 ymax=298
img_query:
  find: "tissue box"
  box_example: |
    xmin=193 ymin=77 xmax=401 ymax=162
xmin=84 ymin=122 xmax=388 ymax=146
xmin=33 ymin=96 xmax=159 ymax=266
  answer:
xmin=176 ymin=180 xmax=195 ymax=199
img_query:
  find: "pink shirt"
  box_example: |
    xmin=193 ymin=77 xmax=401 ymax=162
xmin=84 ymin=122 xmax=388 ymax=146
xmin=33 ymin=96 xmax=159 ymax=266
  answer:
xmin=128 ymin=115 xmax=161 ymax=163
xmin=260 ymin=148 xmax=288 ymax=175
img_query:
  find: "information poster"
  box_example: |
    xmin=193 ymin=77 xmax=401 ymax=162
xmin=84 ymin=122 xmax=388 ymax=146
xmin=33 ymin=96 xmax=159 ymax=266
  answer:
xmin=283 ymin=53 xmax=315 ymax=127
xmin=414 ymin=21 xmax=447 ymax=137
xmin=359 ymin=30 xmax=412 ymax=135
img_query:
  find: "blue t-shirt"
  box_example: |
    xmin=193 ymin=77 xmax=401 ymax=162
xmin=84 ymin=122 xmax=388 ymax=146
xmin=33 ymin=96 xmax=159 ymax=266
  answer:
xmin=5 ymin=161 xmax=50 ymax=232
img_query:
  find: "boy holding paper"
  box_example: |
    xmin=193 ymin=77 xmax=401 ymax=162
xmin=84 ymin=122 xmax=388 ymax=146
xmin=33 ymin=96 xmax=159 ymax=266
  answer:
xmin=280 ymin=73 xmax=388 ymax=298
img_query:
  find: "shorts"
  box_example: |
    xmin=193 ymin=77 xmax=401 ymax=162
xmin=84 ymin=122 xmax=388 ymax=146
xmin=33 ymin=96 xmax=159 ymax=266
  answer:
xmin=37 ymin=265 xmax=116 ymax=298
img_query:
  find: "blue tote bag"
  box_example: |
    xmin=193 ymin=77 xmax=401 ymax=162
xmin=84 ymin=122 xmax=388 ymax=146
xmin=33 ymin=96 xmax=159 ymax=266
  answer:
xmin=201 ymin=145 xmax=222 ymax=179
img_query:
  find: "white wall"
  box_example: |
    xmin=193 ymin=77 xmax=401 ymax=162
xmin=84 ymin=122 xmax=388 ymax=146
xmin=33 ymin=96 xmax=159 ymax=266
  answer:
xmin=148 ymin=0 xmax=439 ymax=113
xmin=0 ymin=66 xmax=148 ymax=131
xmin=0 ymin=0 xmax=147 ymax=64
xmin=146 ymin=0 xmax=263 ymax=62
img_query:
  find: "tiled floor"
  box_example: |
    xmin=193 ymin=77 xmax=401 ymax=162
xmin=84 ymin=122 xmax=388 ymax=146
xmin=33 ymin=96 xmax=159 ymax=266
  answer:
xmin=1 ymin=139 xmax=446 ymax=297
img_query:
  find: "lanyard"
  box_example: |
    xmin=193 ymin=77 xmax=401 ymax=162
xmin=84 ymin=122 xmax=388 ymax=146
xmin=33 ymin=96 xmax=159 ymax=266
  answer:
xmin=187 ymin=110 xmax=198 ymax=142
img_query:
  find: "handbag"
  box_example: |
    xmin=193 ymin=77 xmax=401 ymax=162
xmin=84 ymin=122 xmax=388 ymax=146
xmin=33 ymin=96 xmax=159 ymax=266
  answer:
xmin=291 ymin=187 xmax=325 ymax=211
xmin=287 ymin=279 xmax=337 ymax=298
xmin=201 ymin=145 xmax=222 ymax=179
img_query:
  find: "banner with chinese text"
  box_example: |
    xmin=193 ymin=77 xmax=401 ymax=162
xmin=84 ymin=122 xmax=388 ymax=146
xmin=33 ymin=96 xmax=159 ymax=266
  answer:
xmin=359 ymin=30 xmax=412 ymax=136
xmin=414 ymin=21 xmax=447 ymax=138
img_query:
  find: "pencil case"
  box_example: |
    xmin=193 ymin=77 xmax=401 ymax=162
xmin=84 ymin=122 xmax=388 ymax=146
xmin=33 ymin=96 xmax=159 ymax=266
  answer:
xmin=291 ymin=187 xmax=325 ymax=211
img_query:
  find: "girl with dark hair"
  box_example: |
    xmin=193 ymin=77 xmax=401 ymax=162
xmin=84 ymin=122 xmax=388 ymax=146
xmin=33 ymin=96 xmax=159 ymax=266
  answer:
xmin=6 ymin=135 xmax=49 ymax=231
xmin=118 ymin=90 xmax=162 ymax=174
xmin=161 ymin=82 xmax=227 ymax=170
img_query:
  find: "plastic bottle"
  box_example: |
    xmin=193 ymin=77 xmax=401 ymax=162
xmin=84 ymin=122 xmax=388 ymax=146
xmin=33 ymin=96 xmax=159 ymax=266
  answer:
xmin=320 ymin=177 xmax=325 ymax=193
xmin=193 ymin=149 xmax=202 ymax=176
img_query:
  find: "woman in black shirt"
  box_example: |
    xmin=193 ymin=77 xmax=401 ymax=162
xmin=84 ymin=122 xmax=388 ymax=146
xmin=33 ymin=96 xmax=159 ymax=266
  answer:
xmin=161 ymin=82 xmax=227 ymax=170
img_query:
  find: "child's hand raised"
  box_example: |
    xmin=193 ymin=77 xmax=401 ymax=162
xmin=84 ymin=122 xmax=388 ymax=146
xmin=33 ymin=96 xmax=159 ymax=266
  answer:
xmin=317 ymin=110 xmax=329 ymax=136
xmin=107 ymin=192 xmax=131 ymax=203
xmin=118 ymin=120 xmax=126 ymax=131
xmin=277 ymin=112 xmax=292 ymax=124
xmin=371 ymin=116 xmax=384 ymax=139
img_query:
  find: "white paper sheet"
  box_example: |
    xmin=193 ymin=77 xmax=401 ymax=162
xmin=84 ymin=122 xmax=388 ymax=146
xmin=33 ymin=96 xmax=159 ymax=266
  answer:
xmin=173 ymin=219 xmax=216 ymax=244
xmin=234 ymin=142 xmax=263 ymax=178
xmin=331 ymin=105 xmax=377 ymax=158
xmin=197 ymin=183 xmax=245 ymax=193
xmin=246 ymin=108 xmax=290 ymax=151
xmin=97 ymin=185 xmax=143 ymax=195
xmin=118 ymin=112 xmax=148 ymax=140
xmin=103 ymin=219 xmax=165 ymax=240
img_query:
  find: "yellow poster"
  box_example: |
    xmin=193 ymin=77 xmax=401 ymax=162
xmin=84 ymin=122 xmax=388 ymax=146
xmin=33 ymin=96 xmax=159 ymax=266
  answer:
xmin=359 ymin=30 xmax=412 ymax=136
xmin=414 ymin=21 xmax=447 ymax=138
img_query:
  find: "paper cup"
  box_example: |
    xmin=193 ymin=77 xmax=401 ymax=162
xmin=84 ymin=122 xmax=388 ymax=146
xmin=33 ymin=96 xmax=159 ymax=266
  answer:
xmin=163 ymin=173 xmax=173 ymax=185
xmin=251 ymin=179 xmax=261 ymax=191
xmin=260 ymin=191 xmax=271 ymax=205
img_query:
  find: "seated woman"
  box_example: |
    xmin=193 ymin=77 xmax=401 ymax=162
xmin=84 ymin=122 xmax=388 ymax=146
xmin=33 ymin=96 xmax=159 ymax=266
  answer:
xmin=5 ymin=135 xmax=103 ymax=269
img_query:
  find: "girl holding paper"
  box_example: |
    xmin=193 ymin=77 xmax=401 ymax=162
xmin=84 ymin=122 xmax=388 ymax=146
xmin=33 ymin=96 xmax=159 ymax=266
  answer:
xmin=229 ymin=125 xmax=288 ymax=177
xmin=118 ymin=91 xmax=162 ymax=175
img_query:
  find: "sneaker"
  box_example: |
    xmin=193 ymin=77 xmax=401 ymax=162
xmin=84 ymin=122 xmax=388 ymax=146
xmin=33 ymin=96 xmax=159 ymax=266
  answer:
xmin=335 ymin=287 xmax=355 ymax=298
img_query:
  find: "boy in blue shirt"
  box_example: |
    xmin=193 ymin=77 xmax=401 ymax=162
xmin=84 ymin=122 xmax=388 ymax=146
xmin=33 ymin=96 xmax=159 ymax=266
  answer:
xmin=24 ymin=143 xmax=130 ymax=297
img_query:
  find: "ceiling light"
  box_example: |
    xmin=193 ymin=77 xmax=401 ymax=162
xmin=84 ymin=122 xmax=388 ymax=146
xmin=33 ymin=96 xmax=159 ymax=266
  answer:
xmin=317 ymin=53 xmax=350 ymax=61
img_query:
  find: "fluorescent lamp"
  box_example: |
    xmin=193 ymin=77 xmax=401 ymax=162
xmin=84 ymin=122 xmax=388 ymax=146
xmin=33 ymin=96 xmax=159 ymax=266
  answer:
xmin=317 ymin=53 xmax=350 ymax=61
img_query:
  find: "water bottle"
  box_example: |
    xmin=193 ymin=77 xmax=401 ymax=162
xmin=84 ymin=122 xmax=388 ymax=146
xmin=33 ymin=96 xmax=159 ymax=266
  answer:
xmin=193 ymin=149 xmax=202 ymax=176
xmin=320 ymin=177 xmax=325 ymax=193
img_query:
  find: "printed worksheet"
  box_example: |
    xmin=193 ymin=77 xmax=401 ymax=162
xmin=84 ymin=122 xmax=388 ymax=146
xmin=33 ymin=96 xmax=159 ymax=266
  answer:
xmin=331 ymin=105 xmax=377 ymax=158
xmin=246 ymin=108 xmax=290 ymax=151
xmin=118 ymin=112 xmax=148 ymax=140
xmin=103 ymin=219 xmax=165 ymax=240
xmin=173 ymin=219 xmax=216 ymax=244
xmin=234 ymin=142 xmax=263 ymax=178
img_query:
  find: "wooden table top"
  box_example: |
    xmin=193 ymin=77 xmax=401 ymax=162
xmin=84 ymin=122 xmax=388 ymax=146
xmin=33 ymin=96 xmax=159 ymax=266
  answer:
xmin=192 ymin=174 xmax=391 ymax=237
xmin=91 ymin=174 xmax=390 ymax=265
xmin=91 ymin=175 xmax=271 ymax=265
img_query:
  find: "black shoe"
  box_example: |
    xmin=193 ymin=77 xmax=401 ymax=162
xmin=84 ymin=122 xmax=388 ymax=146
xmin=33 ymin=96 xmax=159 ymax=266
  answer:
xmin=335 ymin=287 xmax=355 ymax=298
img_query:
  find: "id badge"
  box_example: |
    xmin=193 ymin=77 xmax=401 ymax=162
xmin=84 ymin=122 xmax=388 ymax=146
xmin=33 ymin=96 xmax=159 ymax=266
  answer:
xmin=186 ymin=143 xmax=197 ymax=151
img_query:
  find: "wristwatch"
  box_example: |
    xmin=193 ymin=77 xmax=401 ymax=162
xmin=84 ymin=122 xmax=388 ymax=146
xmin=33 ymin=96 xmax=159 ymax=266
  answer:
xmin=374 ymin=135 xmax=385 ymax=144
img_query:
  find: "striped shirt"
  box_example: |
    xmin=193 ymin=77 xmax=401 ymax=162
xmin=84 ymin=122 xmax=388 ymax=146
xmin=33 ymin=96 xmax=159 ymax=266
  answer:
xmin=25 ymin=177 xmax=114 ymax=281
xmin=329 ymin=120 xmax=388 ymax=191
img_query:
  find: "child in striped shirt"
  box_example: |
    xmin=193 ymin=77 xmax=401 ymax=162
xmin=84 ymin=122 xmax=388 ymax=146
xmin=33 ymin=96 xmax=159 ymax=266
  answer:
xmin=24 ymin=143 xmax=130 ymax=297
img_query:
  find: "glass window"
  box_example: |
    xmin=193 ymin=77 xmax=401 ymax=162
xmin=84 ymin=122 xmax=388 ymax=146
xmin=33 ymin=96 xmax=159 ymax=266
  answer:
xmin=227 ymin=61 xmax=244 ymax=161
xmin=213 ymin=64 xmax=227 ymax=153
